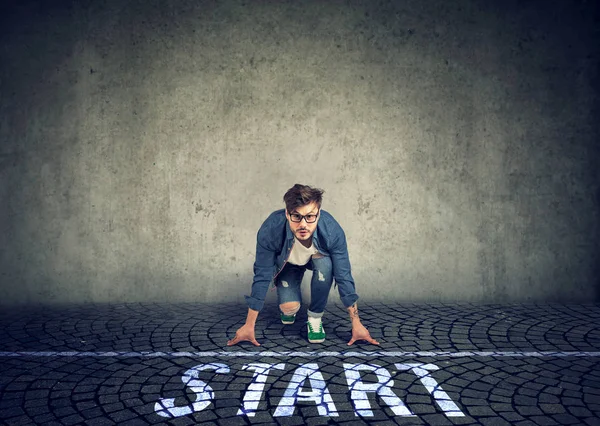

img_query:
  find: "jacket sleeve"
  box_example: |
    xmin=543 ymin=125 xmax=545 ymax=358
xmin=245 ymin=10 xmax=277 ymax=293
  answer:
xmin=244 ymin=223 xmax=277 ymax=312
xmin=330 ymin=228 xmax=359 ymax=308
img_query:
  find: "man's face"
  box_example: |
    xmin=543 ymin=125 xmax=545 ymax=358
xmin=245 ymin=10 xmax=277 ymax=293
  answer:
xmin=286 ymin=202 xmax=320 ymax=242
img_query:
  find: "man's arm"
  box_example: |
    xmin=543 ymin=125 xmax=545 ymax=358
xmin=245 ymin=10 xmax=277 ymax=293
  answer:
xmin=329 ymin=228 xmax=379 ymax=346
xmin=244 ymin=237 xmax=277 ymax=312
xmin=245 ymin=213 xmax=281 ymax=312
xmin=228 ymin=224 xmax=277 ymax=346
xmin=328 ymin=229 xmax=360 ymax=308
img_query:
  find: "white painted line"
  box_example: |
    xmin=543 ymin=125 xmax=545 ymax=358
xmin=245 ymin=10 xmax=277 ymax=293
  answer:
xmin=0 ymin=351 xmax=600 ymax=358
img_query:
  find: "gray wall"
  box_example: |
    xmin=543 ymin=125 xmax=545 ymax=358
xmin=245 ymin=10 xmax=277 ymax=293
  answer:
xmin=1 ymin=0 xmax=598 ymax=307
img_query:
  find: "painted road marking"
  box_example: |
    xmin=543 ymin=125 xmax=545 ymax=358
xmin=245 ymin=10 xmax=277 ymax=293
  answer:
xmin=1 ymin=350 xmax=600 ymax=357
xmin=3 ymin=351 xmax=598 ymax=420
xmin=154 ymin=362 xmax=466 ymax=418
xmin=342 ymin=363 xmax=413 ymax=417
xmin=237 ymin=363 xmax=286 ymax=417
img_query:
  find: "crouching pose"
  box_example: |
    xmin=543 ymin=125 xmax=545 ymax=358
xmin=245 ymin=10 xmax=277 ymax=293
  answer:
xmin=227 ymin=184 xmax=379 ymax=346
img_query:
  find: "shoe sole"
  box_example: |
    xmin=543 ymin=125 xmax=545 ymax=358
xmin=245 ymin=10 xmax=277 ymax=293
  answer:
xmin=281 ymin=319 xmax=295 ymax=324
xmin=308 ymin=338 xmax=325 ymax=343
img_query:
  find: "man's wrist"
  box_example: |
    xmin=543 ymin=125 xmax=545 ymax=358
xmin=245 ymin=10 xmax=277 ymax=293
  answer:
xmin=347 ymin=303 xmax=360 ymax=324
xmin=246 ymin=308 xmax=259 ymax=326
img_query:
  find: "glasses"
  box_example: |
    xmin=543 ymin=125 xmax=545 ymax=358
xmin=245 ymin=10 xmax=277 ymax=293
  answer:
xmin=289 ymin=210 xmax=319 ymax=223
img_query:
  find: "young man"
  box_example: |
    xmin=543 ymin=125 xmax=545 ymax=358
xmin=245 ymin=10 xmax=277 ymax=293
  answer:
xmin=227 ymin=184 xmax=379 ymax=346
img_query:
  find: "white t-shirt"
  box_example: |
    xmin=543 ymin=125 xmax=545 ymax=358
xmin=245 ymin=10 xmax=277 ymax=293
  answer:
xmin=287 ymin=237 xmax=319 ymax=266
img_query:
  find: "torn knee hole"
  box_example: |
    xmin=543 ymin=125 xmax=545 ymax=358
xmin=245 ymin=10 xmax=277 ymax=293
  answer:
xmin=280 ymin=302 xmax=300 ymax=316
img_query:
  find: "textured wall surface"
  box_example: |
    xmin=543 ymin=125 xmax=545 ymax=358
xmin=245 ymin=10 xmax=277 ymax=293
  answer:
xmin=1 ymin=0 xmax=598 ymax=306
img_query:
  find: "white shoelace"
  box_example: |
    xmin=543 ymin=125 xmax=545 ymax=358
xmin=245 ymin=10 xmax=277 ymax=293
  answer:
xmin=307 ymin=316 xmax=322 ymax=331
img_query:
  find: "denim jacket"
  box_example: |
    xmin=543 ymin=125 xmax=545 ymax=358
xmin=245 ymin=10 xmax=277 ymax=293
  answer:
xmin=245 ymin=208 xmax=359 ymax=312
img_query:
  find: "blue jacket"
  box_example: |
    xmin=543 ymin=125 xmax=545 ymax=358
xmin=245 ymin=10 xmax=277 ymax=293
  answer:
xmin=245 ymin=208 xmax=359 ymax=311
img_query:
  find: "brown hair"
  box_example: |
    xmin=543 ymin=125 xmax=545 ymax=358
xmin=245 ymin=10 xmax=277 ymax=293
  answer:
xmin=283 ymin=184 xmax=325 ymax=214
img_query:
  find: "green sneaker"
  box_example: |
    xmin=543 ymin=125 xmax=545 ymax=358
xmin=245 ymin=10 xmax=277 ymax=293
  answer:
xmin=307 ymin=320 xmax=326 ymax=343
xmin=281 ymin=313 xmax=296 ymax=324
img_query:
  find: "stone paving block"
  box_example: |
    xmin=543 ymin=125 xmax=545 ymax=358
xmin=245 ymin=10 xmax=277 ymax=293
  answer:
xmin=32 ymin=413 xmax=57 ymax=424
xmin=24 ymin=398 xmax=47 ymax=409
xmin=461 ymin=398 xmax=489 ymax=406
xmin=119 ymin=417 xmax=152 ymax=426
xmin=466 ymin=405 xmax=498 ymax=417
xmin=122 ymin=397 xmax=145 ymax=408
xmin=529 ymin=416 xmax=560 ymax=425
xmin=4 ymin=417 xmax=36 ymax=426
xmin=539 ymin=403 xmax=566 ymax=414
xmin=80 ymin=406 xmax=105 ymax=420
xmin=84 ymin=416 xmax=117 ymax=426
xmin=140 ymin=394 xmax=162 ymax=404
xmin=563 ymin=396 xmax=585 ymax=406
xmin=539 ymin=394 xmax=560 ymax=404
xmin=103 ymin=401 xmax=125 ymax=414
xmin=410 ymin=403 xmax=438 ymax=414
xmin=514 ymin=395 xmax=538 ymax=406
xmin=305 ymin=415 xmax=337 ymax=426
xmin=488 ymin=395 xmax=512 ymax=403
xmin=500 ymin=411 xmax=526 ymax=422
xmin=480 ymin=417 xmax=512 ymax=426
xmin=515 ymin=419 xmax=537 ymax=426
xmin=215 ymin=397 xmax=243 ymax=408
xmin=551 ymin=413 xmax=582 ymax=424
xmin=587 ymin=404 xmax=600 ymax=413
xmin=167 ymin=416 xmax=196 ymax=426
xmin=406 ymin=394 xmax=434 ymax=404
xmin=567 ymin=406 xmax=594 ymax=417
xmin=108 ymin=408 xmax=140 ymax=423
xmin=98 ymin=391 xmax=121 ymax=402
xmin=72 ymin=391 xmax=96 ymax=402
xmin=461 ymin=389 xmax=488 ymax=399
xmin=489 ymin=403 xmax=512 ymax=412
xmin=61 ymin=413 xmax=86 ymax=425
xmin=447 ymin=415 xmax=476 ymax=425
xmin=53 ymin=405 xmax=77 ymax=417
xmin=22 ymin=405 xmax=50 ymax=417
xmin=418 ymin=414 xmax=453 ymax=425
xmin=583 ymin=418 xmax=600 ymax=426
xmin=516 ymin=405 xmax=545 ymax=416
xmin=275 ymin=414 xmax=315 ymax=425
xmin=3 ymin=382 xmax=28 ymax=391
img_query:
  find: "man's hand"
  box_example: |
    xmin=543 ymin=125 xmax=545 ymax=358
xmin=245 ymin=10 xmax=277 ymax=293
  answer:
xmin=347 ymin=322 xmax=380 ymax=346
xmin=227 ymin=323 xmax=260 ymax=346
xmin=346 ymin=303 xmax=380 ymax=346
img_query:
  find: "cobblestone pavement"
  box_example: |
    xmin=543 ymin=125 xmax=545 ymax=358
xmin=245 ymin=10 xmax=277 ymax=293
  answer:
xmin=1 ymin=302 xmax=599 ymax=425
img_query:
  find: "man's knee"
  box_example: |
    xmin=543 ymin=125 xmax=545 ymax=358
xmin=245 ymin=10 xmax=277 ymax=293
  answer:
xmin=280 ymin=301 xmax=301 ymax=316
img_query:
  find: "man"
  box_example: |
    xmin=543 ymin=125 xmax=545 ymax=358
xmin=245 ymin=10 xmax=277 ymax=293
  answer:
xmin=227 ymin=184 xmax=379 ymax=346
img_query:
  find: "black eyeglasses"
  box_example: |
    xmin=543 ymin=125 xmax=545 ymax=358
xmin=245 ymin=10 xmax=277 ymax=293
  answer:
xmin=289 ymin=210 xmax=319 ymax=223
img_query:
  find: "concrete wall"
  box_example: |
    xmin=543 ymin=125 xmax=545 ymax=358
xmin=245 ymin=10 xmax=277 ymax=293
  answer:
xmin=1 ymin=0 xmax=598 ymax=306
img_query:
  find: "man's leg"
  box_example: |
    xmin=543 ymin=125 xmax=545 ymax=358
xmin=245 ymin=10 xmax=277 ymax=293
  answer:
xmin=307 ymin=254 xmax=334 ymax=343
xmin=276 ymin=263 xmax=305 ymax=324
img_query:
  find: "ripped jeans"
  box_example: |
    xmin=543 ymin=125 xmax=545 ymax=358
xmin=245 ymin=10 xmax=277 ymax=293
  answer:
xmin=276 ymin=255 xmax=333 ymax=319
